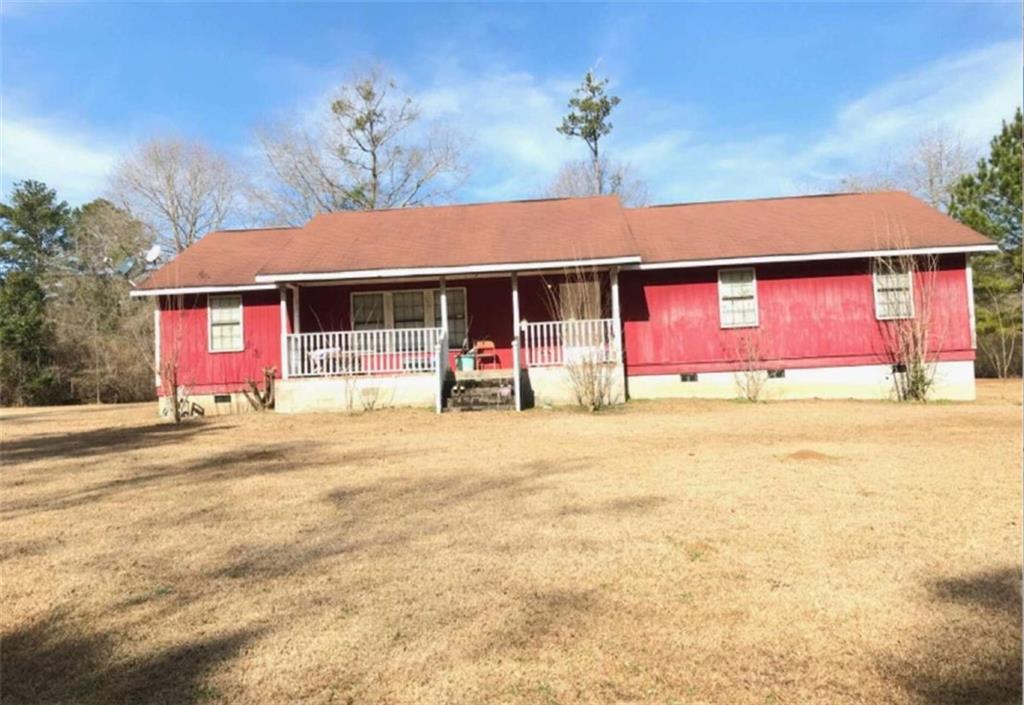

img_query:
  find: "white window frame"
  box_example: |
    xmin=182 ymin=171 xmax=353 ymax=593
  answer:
xmin=717 ymin=267 xmax=759 ymax=329
xmin=349 ymin=287 xmax=468 ymax=348
xmin=207 ymin=294 xmax=244 ymax=353
xmin=872 ymin=259 xmax=915 ymax=321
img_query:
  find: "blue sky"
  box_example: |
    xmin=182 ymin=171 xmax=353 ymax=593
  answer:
xmin=2 ymin=2 xmax=1021 ymax=208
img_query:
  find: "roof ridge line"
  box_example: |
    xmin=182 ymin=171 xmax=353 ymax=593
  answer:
xmin=213 ymin=225 xmax=301 ymax=233
xmin=635 ymin=191 xmax=908 ymax=209
xmin=310 ymin=194 xmax=618 ymax=218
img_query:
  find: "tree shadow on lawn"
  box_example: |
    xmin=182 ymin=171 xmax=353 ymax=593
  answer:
xmin=2 ymin=420 xmax=213 ymax=466
xmin=883 ymin=565 xmax=1022 ymax=705
xmin=1 ymin=441 xmax=385 ymax=521
xmin=203 ymin=457 xmax=599 ymax=586
xmin=1 ymin=608 xmax=261 ymax=705
xmin=482 ymin=587 xmax=599 ymax=654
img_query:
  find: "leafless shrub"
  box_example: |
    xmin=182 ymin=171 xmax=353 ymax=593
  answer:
xmin=732 ymin=334 xmax=768 ymax=402
xmin=543 ymin=266 xmax=618 ymax=411
xmin=150 ymin=293 xmax=200 ymax=423
xmin=242 ymin=367 xmax=276 ymax=411
xmin=875 ymin=252 xmax=944 ymax=401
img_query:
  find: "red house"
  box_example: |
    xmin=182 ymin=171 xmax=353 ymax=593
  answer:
xmin=131 ymin=191 xmax=997 ymax=415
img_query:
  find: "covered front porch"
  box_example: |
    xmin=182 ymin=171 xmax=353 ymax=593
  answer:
xmin=273 ymin=269 xmax=625 ymax=412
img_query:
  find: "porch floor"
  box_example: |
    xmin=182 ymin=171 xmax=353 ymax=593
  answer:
xmin=453 ymin=368 xmax=515 ymax=381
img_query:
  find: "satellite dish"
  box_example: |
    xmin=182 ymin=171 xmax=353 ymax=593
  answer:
xmin=144 ymin=245 xmax=162 ymax=263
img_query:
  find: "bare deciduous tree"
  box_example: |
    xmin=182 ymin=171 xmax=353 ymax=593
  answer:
xmin=253 ymin=68 xmax=467 ymax=224
xmin=111 ymin=138 xmax=242 ymax=252
xmin=836 ymin=126 xmax=974 ymax=212
xmin=49 ymin=199 xmax=155 ymax=404
xmin=545 ymin=157 xmax=649 ymax=206
xmin=903 ymin=127 xmax=975 ymax=210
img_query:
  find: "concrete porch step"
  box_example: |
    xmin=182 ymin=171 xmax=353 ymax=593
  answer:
xmin=447 ymin=374 xmax=515 ymax=411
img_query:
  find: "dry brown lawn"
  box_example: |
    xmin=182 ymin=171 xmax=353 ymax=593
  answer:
xmin=2 ymin=381 xmax=1021 ymax=705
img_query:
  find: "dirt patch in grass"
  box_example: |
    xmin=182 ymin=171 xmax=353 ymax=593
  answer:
xmin=786 ymin=449 xmax=841 ymax=462
xmin=1 ymin=380 xmax=1020 ymax=704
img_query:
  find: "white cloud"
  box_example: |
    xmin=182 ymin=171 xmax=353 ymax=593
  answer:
xmin=1 ymin=113 xmax=122 ymax=205
xmin=32 ymin=37 xmax=1004 ymax=211
xmin=400 ymin=40 xmax=1021 ymax=205
xmin=636 ymin=40 xmax=1022 ymax=203
xmin=415 ymin=69 xmax=584 ymax=201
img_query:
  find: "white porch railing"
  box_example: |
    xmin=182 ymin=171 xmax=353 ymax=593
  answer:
xmin=287 ymin=327 xmax=446 ymax=377
xmin=521 ymin=318 xmax=618 ymax=367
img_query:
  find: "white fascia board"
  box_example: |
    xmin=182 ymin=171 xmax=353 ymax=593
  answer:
xmin=632 ymin=244 xmax=1000 ymax=271
xmin=253 ymin=256 xmax=642 ymax=284
xmin=129 ymin=284 xmax=278 ymax=298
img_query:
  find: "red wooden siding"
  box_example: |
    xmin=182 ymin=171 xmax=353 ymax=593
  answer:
xmin=158 ymin=290 xmax=284 ymax=394
xmin=159 ymin=256 xmax=975 ymax=390
xmin=620 ymin=254 xmax=974 ymax=375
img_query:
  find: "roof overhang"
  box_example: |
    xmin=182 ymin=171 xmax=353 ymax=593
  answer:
xmin=253 ymin=255 xmax=643 ymax=284
xmin=631 ymin=244 xmax=999 ymax=271
xmin=129 ymin=283 xmax=278 ymax=298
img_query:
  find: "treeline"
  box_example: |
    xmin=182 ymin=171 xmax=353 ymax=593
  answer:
xmin=0 ymin=184 xmax=155 ymax=404
xmin=947 ymin=110 xmax=1023 ymax=378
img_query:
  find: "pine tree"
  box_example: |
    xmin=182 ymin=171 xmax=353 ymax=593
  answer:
xmin=949 ymin=108 xmax=1023 ymax=377
xmin=557 ymin=71 xmax=622 ymax=196
xmin=0 ymin=180 xmax=71 ymax=275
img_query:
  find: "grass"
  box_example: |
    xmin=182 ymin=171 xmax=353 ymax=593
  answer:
xmin=1 ymin=380 xmax=1021 ymax=704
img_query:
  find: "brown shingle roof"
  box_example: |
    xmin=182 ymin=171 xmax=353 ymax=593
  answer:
xmin=135 ymin=191 xmax=994 ymax=291
xmin=136 ymin=227 xmax=297 ymax=290
xmin=626 ymin=191 xmax=992 ymax=264
xmin=257 ymin=195 xmax=637 ymax=277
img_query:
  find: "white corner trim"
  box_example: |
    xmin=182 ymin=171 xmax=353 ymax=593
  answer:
xmin=130 ymin=284 xmax=277 ymax=297
xmin=966 ymin=255 xmax=977 ymax=349
xmin=153 ymin=304 xmax=161 ymax=387
xmin=633 ymin=244 xmax=1000 ymax=271
xmin=253 ymin=256 xmax=643 ymax=284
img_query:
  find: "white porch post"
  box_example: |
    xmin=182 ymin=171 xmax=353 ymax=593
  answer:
xmin=279 ymin=287 xmax=290 ymax=380
xmin=438 ymin=276 xmax=449 ymax=412
xmin=436 ymin=274 xmax=448 ymax=370
xmin=610 ymin=266 xmax=623 ymax=362
xmin=439 ymin=275 xmax=448 ymax=345
xmin=153 ymin=301 xmax=161 ymax=387
xmin=511 ymin=272 xmax=522 ymax=411
xmin=966 ymin=255 xmax=977 ymax=350
xmin=291 ymin=285 xmax=301 ymax=334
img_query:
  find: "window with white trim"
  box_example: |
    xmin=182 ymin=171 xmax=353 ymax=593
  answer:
xmin=873 ymin=260 xmax=914 ymax=320
xmin=717 ymin=268 xmax=758 ymax=328
xmin=392 ymin=291 xmax=426 ymax=329
xmin=350 ymin=287 xmax=468 ymax=348
xmin=352 ymin=293 xmax=386 ymax=330
xmin=208 ymin=295 xmax=243 ymax=352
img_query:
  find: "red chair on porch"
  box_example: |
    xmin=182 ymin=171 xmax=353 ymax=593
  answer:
xmin=474 ymin=340 xmax=500 ymax=369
